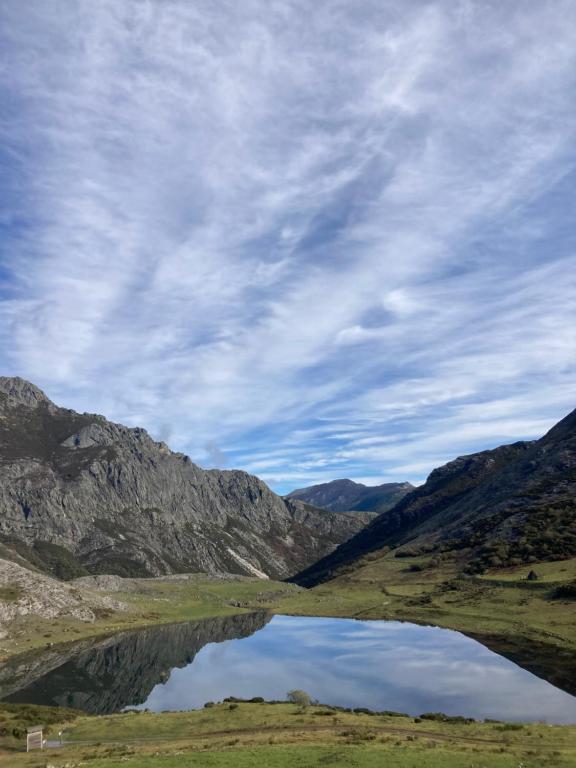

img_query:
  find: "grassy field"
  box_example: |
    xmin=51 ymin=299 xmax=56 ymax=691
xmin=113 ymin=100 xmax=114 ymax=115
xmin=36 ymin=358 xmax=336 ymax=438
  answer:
xmin=0 ymin=577 xmax=302 ymax=659
xmin=478 ymin=556 xmax=576 ymax=583
xmin=2 ymin=553 xmax=574 ymax=664
xmin=2 ymin=701 xmax=576 ymax=767
xmin=268 ymin=551 xmax=576 ymax=654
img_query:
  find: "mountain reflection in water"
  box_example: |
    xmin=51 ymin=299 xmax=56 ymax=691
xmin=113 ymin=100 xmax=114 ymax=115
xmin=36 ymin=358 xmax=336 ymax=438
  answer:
xmin=1 ymin=614 xmax=575 ymax=724
xmin=0 ymin=612 xmax=270 ymax=713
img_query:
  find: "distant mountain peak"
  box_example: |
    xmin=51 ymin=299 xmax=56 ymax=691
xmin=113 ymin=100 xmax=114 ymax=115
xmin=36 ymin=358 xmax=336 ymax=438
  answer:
xmin=286 ymin=478 xmax=414 ymax=513
xmin=0 ymin=377 xmax=54 ymax=409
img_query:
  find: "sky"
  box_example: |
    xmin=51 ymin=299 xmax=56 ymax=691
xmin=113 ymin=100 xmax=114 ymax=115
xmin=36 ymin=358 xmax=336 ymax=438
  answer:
xmin=0 ymin=0 xmax=575 ymax=494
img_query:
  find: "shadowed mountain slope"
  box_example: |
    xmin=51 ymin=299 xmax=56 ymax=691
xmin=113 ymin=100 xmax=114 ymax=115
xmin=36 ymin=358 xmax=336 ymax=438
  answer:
xmin=292 ymin=408 xmax=576 ymax=586
xmin=286 ymin=479 xmax=413 ymax=513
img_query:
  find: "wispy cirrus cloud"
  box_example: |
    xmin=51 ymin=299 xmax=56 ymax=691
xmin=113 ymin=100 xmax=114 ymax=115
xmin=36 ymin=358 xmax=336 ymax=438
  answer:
xmin=0 ymin=0 xmax=575 ymax=492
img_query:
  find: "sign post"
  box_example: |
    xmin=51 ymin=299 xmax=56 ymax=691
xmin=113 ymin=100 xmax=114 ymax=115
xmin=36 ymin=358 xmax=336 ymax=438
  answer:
xmin=26 ymin=726 xmax=43 ymax=752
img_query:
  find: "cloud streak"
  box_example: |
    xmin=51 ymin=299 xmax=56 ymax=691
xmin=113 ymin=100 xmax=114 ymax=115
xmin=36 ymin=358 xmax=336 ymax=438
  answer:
xmin=0 ymin=0 xmax=575 ymax=492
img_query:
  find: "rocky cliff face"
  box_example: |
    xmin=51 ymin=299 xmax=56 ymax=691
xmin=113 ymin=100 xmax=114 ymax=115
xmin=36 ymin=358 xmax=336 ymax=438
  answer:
xmin=286 ymin=479 xmax=413 ymax=513
xmin=0 ymin=611 xmax=270 ymax=713
xmin=293 ymin=407 xmax=576 ymax=585
xmin=0 ymin=378 xmax=368 ymax=580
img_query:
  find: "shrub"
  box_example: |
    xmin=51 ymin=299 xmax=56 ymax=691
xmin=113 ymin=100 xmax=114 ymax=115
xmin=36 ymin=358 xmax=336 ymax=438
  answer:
xmin=551 ymin=582 xmax=576 ymax=599
xmin=420 ymin=712 xmax=475 ymax=724
xmin=287 ymin=690 xmax=312 ymax=708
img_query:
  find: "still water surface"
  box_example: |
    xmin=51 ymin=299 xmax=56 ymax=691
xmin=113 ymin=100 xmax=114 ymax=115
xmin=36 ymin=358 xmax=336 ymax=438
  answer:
xmin=2 ymin=614 xmax=576 ymax=723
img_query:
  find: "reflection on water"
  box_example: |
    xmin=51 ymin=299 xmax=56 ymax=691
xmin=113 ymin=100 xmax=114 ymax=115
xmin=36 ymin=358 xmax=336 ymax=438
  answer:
xmin=0 ymin=612 xmax=270 ymax=713
xmin=1 ymin=614 xmax=576 ymax=723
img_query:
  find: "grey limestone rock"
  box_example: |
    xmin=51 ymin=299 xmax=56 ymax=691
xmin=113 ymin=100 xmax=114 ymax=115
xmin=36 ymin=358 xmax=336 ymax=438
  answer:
xmin=0 ymin=378 xmax=369 ymax=580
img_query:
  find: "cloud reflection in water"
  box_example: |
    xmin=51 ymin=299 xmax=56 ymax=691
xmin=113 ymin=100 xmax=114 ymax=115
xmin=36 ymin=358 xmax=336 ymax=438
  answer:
xmin=139 ymin=616 xmax=576 ymax=724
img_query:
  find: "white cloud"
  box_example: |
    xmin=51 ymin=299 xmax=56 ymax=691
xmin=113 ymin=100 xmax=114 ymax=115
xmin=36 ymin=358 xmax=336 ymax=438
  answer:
xmin=0 ymin=0 xmax=575 ymax=492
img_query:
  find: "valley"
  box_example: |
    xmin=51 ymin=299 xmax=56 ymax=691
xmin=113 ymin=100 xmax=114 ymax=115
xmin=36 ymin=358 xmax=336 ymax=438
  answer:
xmin=0 ymin=379 xmax=574 ymax=766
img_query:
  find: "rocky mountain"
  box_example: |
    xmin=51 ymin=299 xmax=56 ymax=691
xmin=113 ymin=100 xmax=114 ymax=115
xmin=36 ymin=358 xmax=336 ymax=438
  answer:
xmin=286 ymin=479 xmax=413 ymax=513
xmin=0 ymin=611 xmax=270 ymax=713
xmin=293 ymin=407 xmax=576 ymax=586
xmin=0 ymin=377 xmax=369 ymax=580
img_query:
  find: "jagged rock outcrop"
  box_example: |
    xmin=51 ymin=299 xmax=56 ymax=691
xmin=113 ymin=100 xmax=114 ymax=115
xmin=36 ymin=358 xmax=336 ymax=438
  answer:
xmin=0 ymin=611 xmax=270 ymax=713
xmin=0 ymin=378 xmax=369 ymax=580
xmin=0 ymin=557 xmax=126 ymax=634
xmin=293 ymin=407 xmax=576 ymax=585
xmin=286 ymin=479 xmax=413 ymax=513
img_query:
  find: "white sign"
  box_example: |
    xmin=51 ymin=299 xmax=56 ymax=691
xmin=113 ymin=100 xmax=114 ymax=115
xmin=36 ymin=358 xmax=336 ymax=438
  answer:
xmin=26 ymin=727 xmax=43 ymax=751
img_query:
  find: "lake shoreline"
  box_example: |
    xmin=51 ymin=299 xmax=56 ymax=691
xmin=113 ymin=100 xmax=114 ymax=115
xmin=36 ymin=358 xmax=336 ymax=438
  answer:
xmin=2 ymin=700 xmax=576 ymax=767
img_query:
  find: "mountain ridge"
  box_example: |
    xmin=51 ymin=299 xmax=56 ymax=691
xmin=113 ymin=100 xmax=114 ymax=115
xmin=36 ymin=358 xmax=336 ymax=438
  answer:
xmin=0 ymin=377 xmax=370 ymax=581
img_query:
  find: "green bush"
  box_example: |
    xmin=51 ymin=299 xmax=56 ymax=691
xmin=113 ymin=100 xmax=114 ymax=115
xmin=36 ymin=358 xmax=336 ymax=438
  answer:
xmin=551 ymin=582 xmax=576 ymax=600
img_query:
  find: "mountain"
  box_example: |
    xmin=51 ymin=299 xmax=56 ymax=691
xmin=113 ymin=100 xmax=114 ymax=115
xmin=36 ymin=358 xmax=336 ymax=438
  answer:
xmin=0 ymin=377 xmax=370 ymax=580
xmin=293 ymin=408 xmax=576 ymax=586
xmin=286 ymin=479 xmax=413 ymax=513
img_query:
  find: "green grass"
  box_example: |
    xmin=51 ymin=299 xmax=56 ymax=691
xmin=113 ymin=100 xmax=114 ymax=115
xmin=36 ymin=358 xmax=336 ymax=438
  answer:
xmin=271 ymin=551 xmax=576 ymax=647
xmin=4 ymin=702 xmax=576 ymax=767
xmin=0 ymin=578 xmax=301 ymax=658
xmin=479 ymin=556 xmax=576 ymax=583
xmin=0 ymin=583 xmax=22 ymax=602
xmin=46 ymin=745 xmax=574 ymax=768
xmin=0 ymin=554 xmax=575 ymax=767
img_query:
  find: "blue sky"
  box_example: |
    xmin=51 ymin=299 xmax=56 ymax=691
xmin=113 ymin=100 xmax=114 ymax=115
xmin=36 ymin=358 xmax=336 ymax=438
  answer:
xmin=0 ymin=1 xmax=575 ymax=494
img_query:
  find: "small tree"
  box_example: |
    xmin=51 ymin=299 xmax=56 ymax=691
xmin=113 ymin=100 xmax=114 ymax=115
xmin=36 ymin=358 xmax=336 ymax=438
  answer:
xmin=287 ymin=689 xmax=312 ymax=709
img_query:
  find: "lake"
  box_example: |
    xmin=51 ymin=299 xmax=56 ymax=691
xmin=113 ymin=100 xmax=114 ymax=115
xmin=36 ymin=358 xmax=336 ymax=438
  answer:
xmin=2 ymin=612 xmax=576 ymax=723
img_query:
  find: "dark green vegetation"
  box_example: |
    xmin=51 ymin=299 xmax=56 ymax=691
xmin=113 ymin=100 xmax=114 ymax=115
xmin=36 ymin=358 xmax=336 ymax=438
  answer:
xmin=286 ymin=479 xmax=413 ymax=513
xmin=293 ymin=407 xmax=576 ymax=586
xmin=0 ymin=702 xmax=80 ymax=751
xmin=553 ymin=582 xmax=576 ymax=599
xmin=0 ymin=538 xmax=89 ymax=580
xmin=3 ymin=701 xmax=576 ymax=767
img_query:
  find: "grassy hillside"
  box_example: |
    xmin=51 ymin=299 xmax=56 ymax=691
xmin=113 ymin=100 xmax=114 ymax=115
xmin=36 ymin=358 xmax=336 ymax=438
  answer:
xmin=1 ymin=555 xmax=575 ymax=692
xmin=293 ymin=408 xmax=576 ymax=588
xmin=2 ymin=701 xmax=576 ymax=767
xmin=0 ymin=576 xmax=302 ymax=659
xmin=273 ymin=551 xmax=576 ymax=694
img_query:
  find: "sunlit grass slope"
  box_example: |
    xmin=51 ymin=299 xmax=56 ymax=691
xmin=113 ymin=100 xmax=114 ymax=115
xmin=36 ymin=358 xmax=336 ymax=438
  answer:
xmin=3 ymin=702 xmax=576 ymax=768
